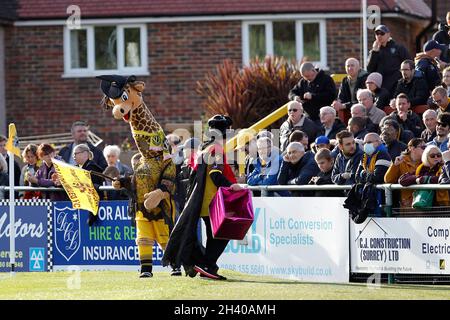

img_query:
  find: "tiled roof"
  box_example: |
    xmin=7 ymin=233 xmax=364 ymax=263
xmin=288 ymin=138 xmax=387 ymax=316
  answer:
xmin=13 ymin=0 xmax=431 ymax=20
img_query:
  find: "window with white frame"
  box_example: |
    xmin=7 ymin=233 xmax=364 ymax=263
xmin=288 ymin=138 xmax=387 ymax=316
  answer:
xmin=64 ymin=24 xmax=148 ymax=77
xmin=242 ymin=20 xmax=327 ymax=68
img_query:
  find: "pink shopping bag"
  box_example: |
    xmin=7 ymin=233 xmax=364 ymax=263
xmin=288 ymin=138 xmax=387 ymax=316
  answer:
xmin=209 ymin=186 xmax=254 ymax=240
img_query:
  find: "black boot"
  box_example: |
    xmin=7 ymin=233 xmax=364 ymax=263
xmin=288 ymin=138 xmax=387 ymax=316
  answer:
xmin=140 ymin=264 xmax=153 ymax=278
xmin=170 ymin=263 xmax=182 ymax=276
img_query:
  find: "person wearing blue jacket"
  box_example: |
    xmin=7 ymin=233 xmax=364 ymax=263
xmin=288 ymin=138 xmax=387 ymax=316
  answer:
xmin=246 ymin=137 xmax=282 ymax=187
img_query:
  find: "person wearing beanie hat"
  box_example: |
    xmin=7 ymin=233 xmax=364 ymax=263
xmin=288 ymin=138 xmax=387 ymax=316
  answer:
xmin=367 ymin=24 xmax=411 ymax=98
xmin=366 ymin=72 xmax=391 ymax=110
xmin=162 ymin=114 xmax=242 ymax=280
xmin=415 ymin=40 xmax=445 ymax=91
xmin=366 ymin=72 xmax=383 ymax=89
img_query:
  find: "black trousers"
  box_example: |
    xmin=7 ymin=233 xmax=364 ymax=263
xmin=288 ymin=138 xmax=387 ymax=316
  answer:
xmin=200 ymin=216 xmax=229 ymax=273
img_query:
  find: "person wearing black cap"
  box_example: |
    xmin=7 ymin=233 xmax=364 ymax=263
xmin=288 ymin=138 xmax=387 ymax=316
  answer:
xmin=162 ymin=115 xmax=243 ymax=280
xmin=415 ymin=40 xmax=446 ymax=92
xmin=367 ymin=24 xmax=411 ymax=98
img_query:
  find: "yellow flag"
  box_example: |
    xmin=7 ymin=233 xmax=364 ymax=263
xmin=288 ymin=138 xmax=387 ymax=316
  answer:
xmin=52 ymin=158 xmax=100 ymax=215
xmin=5 ymin=123 xmax=20 ymax=157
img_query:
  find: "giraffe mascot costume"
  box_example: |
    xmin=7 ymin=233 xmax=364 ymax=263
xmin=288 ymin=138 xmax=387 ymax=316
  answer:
xmin=97 ymin=75 xmax=177 ymax=278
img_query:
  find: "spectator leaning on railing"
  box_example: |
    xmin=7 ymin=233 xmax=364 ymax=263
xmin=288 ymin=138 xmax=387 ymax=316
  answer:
xmin=277 ymin=142 xmax=319 ymax=196
xmin=309 ymin=148 xmax=343 ymax=197
xmin=384 ymin=138 xmax=426 ymax=207
xmin=332 ymin=130 xmax=364 ymax=186
xmin=399 ymin=145 xmax=449 ymax=206
xmin=356 ymin=133 xmax=391 ymax=185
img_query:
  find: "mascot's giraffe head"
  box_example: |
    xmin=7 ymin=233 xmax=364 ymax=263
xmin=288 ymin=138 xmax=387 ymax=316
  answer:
xmin=97 ymin=75 xmax=145 ymax=122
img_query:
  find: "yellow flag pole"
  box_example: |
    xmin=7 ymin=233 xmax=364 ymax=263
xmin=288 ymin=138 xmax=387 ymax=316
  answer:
xmin=225 ymin=103 xmax=288 ymax=175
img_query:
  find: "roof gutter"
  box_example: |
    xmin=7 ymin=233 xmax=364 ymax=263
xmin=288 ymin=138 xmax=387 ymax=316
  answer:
xmin=415 ymin=0 xmax=436 ymax=53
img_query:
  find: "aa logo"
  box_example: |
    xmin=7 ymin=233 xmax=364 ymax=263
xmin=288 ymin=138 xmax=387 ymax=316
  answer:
xmin=29 ymin=248 xmax=45 ymax=272
xmin=440 ymin=259 xmax=445 ymax=270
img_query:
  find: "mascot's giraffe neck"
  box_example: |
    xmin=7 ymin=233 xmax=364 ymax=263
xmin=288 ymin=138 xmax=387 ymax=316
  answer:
xmin=130 ymin=102 xmax=165 ymax=160
xmin=130 ymin=102 xmax=158 ymax=132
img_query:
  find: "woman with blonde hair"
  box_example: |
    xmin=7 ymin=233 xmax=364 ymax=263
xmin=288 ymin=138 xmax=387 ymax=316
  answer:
xmin=385 ymin=138 xmax=426 ymax=207
xmin=399 ymin=145 xmax=449 ymax=206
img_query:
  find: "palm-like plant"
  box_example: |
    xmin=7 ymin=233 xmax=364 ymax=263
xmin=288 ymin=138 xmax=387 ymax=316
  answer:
xmin=197 ymin=56 xmax=302 ymax=129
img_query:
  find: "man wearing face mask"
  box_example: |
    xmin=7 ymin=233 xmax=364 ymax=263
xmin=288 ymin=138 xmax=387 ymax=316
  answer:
xmin=356 ymin=133 xmax=392 ymax=184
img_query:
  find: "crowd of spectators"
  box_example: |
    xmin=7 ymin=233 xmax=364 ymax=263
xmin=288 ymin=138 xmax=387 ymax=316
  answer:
xmin=2 ymin=18 xmax=450 ymax=213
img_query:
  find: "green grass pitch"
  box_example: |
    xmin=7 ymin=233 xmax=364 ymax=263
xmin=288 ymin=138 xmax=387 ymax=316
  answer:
xmin=0 ymin=270 xmax=449 ymax=300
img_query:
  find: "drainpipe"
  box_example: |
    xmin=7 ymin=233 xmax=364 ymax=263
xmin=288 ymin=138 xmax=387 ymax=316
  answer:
xmin=415 ymin=0 xmax=437 ymax=53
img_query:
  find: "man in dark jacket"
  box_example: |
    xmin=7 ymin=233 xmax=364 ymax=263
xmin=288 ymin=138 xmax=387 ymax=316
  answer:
xmin=277 ymin=142 xmax=319 ymax=196
xmin=387 ymin=93 xmax=423 ymax=137
xmin=367 ymin=25 xmax=411 ymax=98
xmin=288 ymin=62 xmax=337 ymax=122
xmin=380 ymin=119 xmax=407 ymax=160
xmin=332 ymin=130 xmax=364 ymax=186
xmin=332 ymin=58 xmax=368 ymax=112
xmin=58 ymin=121 xmax=108 ymax=170
xmin=318 ymin=106 xmax=346 ymax=140
xmin=415 ymin=40 xmax=445 ymax=92
xmin=392 ymin=60 xmax=429 ymax=107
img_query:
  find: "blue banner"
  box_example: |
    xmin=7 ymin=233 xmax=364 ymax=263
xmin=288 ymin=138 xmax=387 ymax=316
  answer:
xmin=52 ymin=201 xmax=163 ymax=269
xmin=0 ymin=201 xmax=49 ymax=272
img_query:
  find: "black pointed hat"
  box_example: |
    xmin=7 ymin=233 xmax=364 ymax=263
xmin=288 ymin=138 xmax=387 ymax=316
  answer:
xmin=96 ymin=75 xmax=136 ymax=99
xmin=208 ymin=114 xmax=232 ymax=134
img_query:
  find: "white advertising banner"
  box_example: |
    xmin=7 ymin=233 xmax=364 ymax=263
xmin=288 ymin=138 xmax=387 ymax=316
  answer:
xmin=350 ymin=218 xmax=450 ymax=274
xmin=217 ymin=197 xmax=349 ymax=283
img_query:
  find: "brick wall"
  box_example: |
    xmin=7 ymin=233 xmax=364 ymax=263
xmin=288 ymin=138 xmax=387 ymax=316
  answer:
xmin=4 ymin=21 xmax=242 ymax=145
xmin=4 ymin=17 xmax=427 ymax=145
xmin=327 ymin=18 xmax=426 ymax=74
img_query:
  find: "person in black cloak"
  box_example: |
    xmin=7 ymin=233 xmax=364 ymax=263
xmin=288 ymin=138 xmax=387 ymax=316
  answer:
xmin=161 ymin=114 xmax=243 ymax=280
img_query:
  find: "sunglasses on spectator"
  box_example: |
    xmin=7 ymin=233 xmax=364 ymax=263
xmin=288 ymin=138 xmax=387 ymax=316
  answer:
xmin=416 ymin=145 xmax=426 ymax=150
xmin=429 ymin=153 xmax=442 ymax=159
xmin=288 ymin=109 xmax=298 ymax=113
xmin=437 ymin=122 xmax=449 ymax=127
xmin=375 ymin=32 xmax=385 ymax=36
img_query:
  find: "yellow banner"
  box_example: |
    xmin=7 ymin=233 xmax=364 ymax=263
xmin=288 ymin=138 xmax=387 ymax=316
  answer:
xmin=52 ymin=158 xmax=99 ymax=215
xmin=5 ymin=123 xmax=21 ymax=157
